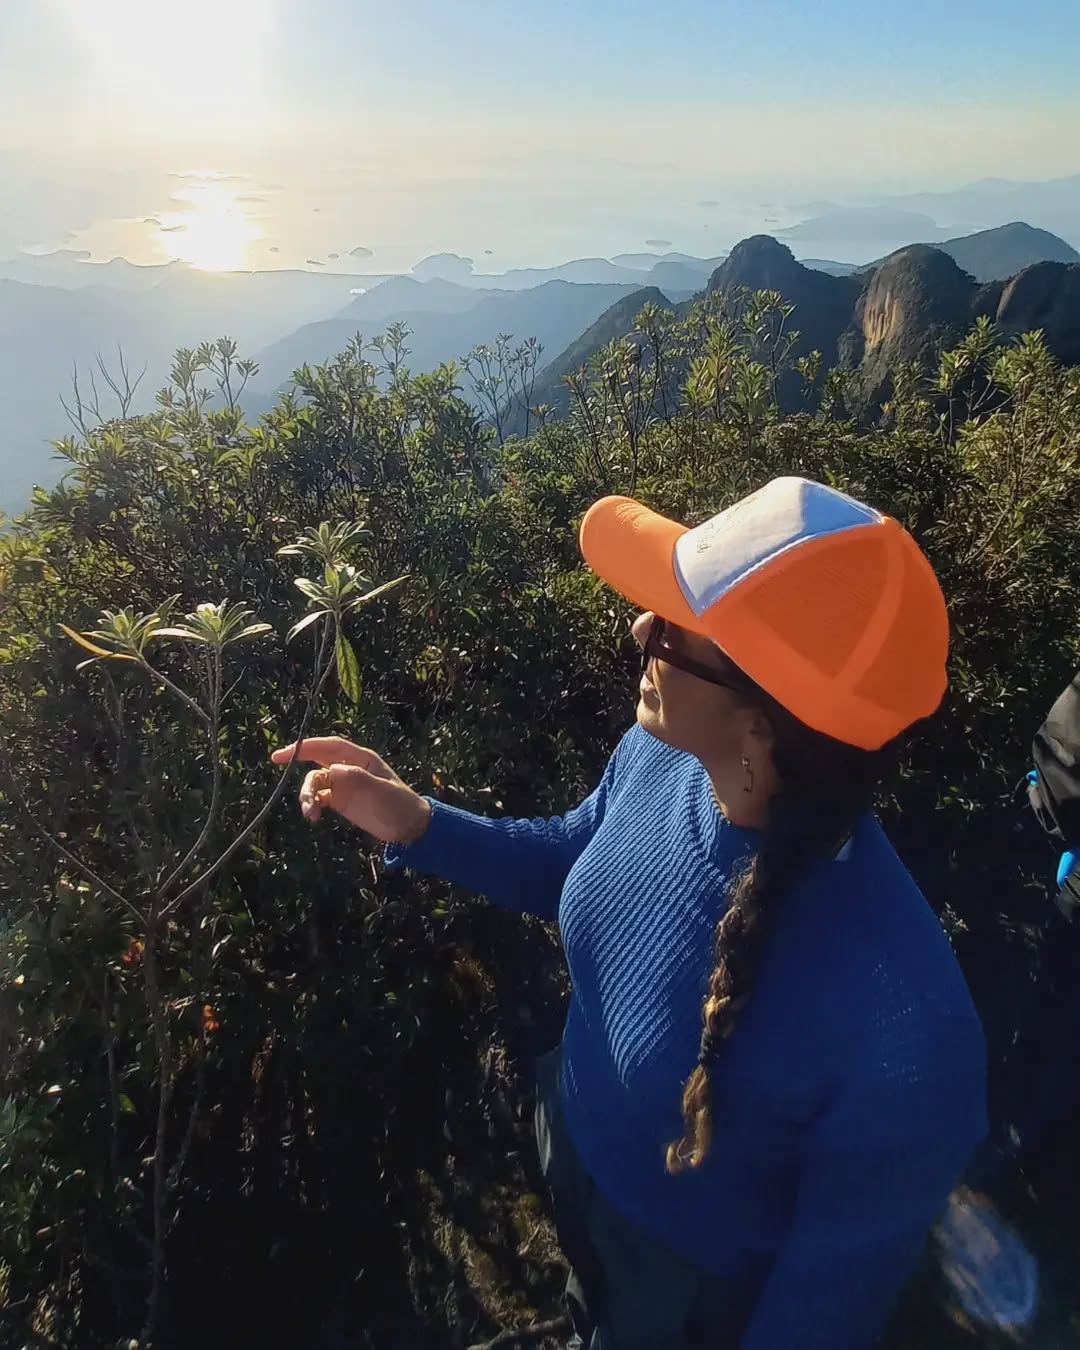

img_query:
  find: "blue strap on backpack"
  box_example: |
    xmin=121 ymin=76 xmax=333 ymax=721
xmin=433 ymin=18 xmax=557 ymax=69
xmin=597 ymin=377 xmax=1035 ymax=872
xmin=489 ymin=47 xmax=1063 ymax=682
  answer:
xmin=1028 ymin=672 xmax=1080 ymax=920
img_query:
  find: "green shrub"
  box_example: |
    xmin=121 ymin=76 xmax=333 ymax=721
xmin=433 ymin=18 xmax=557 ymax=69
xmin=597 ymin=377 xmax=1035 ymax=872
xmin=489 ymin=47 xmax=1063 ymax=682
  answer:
xmin=1 ymin=311 xmax=1077 ymax=1344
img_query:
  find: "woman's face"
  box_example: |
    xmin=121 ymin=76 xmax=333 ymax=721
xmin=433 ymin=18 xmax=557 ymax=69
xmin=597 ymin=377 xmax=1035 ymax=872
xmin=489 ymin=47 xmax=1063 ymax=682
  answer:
xmin=631 ymin=612 xmax=776 ymax=805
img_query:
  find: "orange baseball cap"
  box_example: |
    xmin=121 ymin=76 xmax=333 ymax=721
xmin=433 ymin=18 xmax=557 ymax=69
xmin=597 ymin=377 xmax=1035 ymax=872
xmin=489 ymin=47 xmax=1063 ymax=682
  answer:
xmin=579 ymin=476 xmax=948 ymax=750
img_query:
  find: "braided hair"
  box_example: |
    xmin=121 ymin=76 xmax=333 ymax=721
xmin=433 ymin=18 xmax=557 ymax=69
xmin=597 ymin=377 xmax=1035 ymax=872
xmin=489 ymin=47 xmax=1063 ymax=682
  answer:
xmin=665 ymin=665 xmax=894 ymax=1175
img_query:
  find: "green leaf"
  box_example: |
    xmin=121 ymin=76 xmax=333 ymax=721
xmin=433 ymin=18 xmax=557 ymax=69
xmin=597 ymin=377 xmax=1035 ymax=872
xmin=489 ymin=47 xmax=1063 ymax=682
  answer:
xmin=286 ymin=610 xmax=328 ymax=642
xmin=349 ymin=574 xmax=409 ymax=608
xmin=295 ymin=577 xmax=328 ymax=605
xmin=335 ymin=633 xmax=362 ymax=705
xmin=118 ymin=1094 xmax=136 ymax=1115
xmin=232 ymin=623 xmax=274 ymax=642
xmin=150 ymin=626 xmax=209 ymax=643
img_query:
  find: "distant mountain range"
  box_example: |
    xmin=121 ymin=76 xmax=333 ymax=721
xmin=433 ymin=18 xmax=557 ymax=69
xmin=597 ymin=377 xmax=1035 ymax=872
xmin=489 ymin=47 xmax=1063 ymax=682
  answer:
xmin=776 ymin=174 xmax=1080 ymax=259
xmin=884 ymin=173 xmax=1080 ymax=254
xmin=2 ymin=217 xmax=1078 ymax=517
xmin=866 ymin=222 xmax=1079 ymax=282
xmin=0 ymin=246 xmax=719 ymax=299
xmin=528 ymin=227 xmax=1080 ymax=423
xmin=248 ymin=279 xmax=651 ymax=404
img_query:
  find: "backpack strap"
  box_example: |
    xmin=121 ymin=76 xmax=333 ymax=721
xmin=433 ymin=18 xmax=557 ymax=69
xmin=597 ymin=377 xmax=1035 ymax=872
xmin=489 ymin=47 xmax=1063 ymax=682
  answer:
xmin=1031 ymin=672 xmax=1080 ymax=847
xmin=1056 ymin=851 xmax=1080 ymax=923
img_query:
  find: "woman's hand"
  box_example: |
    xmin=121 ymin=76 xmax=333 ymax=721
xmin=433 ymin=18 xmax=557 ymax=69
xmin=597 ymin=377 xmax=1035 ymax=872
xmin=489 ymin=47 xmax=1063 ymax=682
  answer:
xmin=271 ymin=737 xmax=432 ymax=845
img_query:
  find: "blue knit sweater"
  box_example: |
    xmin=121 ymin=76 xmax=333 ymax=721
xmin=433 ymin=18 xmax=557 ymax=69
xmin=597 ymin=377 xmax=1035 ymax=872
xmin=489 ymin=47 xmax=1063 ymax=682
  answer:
xmin=387 ymin=725 xmax=987 ymax=1349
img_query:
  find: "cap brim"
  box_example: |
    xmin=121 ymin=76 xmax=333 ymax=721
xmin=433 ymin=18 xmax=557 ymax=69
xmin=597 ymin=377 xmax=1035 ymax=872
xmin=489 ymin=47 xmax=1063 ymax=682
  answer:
xmin=580 ymin=496 xmax=702 ymax=631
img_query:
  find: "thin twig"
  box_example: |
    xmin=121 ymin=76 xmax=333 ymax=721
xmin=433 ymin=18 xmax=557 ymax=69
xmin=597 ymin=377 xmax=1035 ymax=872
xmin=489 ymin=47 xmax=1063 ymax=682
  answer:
xmin=140 ymin=658 xmax=211 ymax=727
xmin=162 ymin=619 xmax=335 ymax=915
xmin=160 ymin=648 xmax=223 ymax=897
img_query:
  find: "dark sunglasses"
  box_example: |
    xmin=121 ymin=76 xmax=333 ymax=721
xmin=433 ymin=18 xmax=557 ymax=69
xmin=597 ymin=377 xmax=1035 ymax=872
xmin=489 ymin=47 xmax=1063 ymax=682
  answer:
xmin=641 ymin=616 xmax=745 ymax=693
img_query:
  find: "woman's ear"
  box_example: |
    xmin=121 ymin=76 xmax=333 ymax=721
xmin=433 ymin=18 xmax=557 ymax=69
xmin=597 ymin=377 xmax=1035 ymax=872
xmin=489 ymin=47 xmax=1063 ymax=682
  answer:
xmin=744 ymin=707 xmax=776 ymax=759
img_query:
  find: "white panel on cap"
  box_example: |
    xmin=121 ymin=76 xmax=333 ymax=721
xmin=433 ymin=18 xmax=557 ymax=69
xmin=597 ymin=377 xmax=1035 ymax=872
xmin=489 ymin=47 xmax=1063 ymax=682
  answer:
xmin=673 ymin=477 xmax=882 ymax=617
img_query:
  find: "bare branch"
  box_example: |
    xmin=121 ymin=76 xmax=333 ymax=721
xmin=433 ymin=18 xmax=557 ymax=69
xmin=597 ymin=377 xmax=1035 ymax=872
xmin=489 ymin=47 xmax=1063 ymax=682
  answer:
xmin=88 ymin=366 xmax=103 ymax=423
xmin=60 ymin=362 xmax=93 ymax=439
xmin=96 ymin=349 xmax=143 ymax=417
xmin=159 ymin=648 xmax=224 ymax=898
xmin=116 ymin=346 xmax=146 ymax=414
xmin=138 ymin=657 xmax=212 ymax=727
xmin=162 ymin=619 xmax=336 ymax=915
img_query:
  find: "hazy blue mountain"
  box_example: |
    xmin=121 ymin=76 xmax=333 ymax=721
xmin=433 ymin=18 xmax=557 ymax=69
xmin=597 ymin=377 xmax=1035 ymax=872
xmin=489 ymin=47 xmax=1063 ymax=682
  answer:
xmin=519 ymin=286 xmax=674 ymax=428
xmin=646 ymin=260 xmax=719 ymax=294
xmin=610 ymin=251 xmax=724 ymax=272
xmin=342 ymin=276 xmax=500 ymax=321
xmin=250 ymin=279 xmax=651 ymax=399
xmin=885 ymin=174 xmax=1080 ymax=250
xmin=410 ymin=253 xmax=477 ymax=283
xmin=0 ymin=250 xmax=184 ymax=291
xmin=461 ymin=257 xmax=716 ymax=290
xmin=932 ymin=222 xmax=1079 ymax=282
xmin=800 ymin=258 xmax=859 ymax=276
xmin=862 ymin=221 xmax=1080 ymax=282
xmin=472 ymin=258 xmax=648 ymax=288
xmin=397 ymin=252 xmax=653 ymax=289
xmin=119 ymin=268 xmax=367 ymax=352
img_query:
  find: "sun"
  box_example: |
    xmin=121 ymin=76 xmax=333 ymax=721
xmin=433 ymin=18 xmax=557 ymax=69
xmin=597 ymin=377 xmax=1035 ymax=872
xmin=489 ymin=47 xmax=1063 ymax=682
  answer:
xmin=156 ymin=182 xmax=261 ymax=272
xmin=59 ymin=0 xmax=273 ymax=137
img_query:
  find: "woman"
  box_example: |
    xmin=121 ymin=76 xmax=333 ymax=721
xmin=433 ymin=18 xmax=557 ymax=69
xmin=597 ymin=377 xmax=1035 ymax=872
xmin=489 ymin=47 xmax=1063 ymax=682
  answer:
xmin=273 ymin=477 xmax=987 ymax=1349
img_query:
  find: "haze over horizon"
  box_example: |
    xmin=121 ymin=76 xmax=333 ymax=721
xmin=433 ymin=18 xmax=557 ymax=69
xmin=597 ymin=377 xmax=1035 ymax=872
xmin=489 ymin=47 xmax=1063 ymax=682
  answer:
xmin=3 ymin=0 xmax=1080 ymax=276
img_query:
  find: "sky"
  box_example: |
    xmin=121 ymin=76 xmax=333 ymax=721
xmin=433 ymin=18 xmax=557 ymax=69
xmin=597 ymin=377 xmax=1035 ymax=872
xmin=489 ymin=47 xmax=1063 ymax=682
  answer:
xmin=1 ymin=0 xmax=1079 ymax=272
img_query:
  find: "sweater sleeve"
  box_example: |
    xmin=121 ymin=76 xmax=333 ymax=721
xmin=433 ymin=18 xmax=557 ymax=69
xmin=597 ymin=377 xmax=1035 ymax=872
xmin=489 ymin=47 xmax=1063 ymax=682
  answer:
xmin=740 ymin=1029 xmax=986 ymax=1350
xmin=383 ymin=733 xmax=628 ymax=922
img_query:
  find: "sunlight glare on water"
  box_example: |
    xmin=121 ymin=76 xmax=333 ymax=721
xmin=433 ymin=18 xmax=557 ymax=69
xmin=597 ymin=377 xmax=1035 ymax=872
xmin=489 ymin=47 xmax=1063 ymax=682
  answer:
xmin=155 ymin=179 xmax=262 ymax=272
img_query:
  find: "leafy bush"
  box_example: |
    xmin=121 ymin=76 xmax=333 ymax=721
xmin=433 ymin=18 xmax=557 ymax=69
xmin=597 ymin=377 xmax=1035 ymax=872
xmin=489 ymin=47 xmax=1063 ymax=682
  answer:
xmin=1 ymin=309 xmax=1078 ymax=1345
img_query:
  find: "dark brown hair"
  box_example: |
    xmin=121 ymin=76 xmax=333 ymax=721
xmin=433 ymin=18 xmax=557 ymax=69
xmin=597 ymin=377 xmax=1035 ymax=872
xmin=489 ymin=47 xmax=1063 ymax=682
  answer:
xmin=665 ymin=662 xmax=894 ymax=1174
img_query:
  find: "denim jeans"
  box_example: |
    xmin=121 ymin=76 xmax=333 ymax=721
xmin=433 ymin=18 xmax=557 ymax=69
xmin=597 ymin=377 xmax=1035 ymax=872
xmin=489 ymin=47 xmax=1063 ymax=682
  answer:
xmin=533 ymin=1048 xmax=754 ymax=1350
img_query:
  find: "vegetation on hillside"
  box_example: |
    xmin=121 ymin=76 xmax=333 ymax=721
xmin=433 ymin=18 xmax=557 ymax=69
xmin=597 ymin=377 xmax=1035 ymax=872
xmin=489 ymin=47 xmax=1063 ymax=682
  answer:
xmin=2 ymin=303 xmax=1079 ymax=1347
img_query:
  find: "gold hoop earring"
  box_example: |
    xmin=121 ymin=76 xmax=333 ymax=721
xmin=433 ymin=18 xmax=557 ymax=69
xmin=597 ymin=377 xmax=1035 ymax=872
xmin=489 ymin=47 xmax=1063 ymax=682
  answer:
xmin=741 ymin=755 xmax=754 ymax=794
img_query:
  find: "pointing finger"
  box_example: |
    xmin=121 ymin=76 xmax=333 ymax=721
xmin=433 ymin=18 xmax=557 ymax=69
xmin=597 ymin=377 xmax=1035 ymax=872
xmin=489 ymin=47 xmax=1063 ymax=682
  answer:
xmin=273 ymin=738 xmax=344 ymax=768
xmin=272 ymin=738 xmax=379 ymax=771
